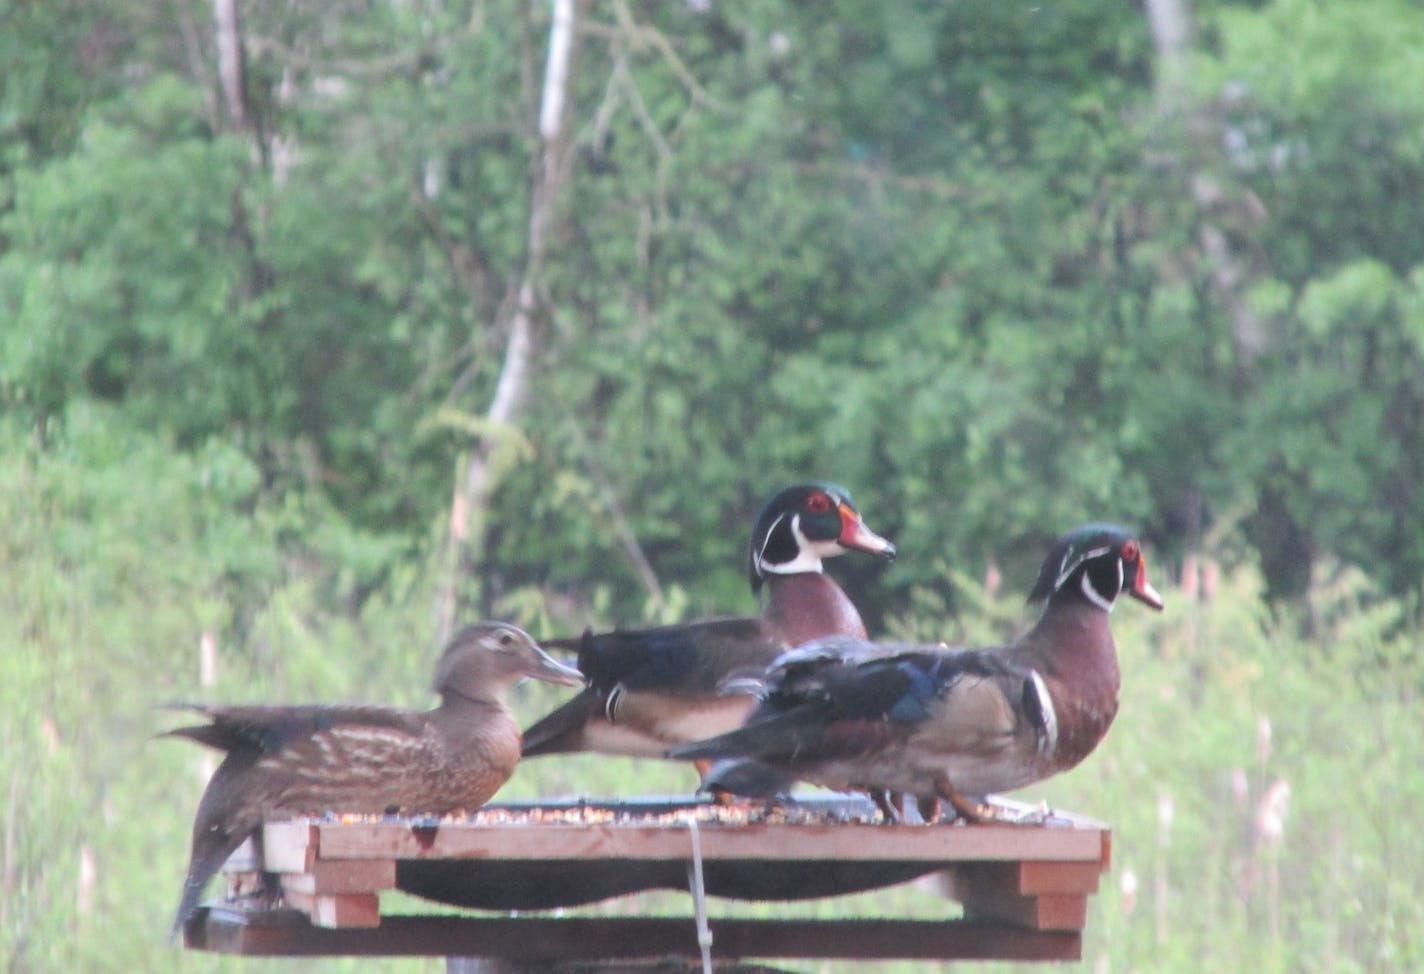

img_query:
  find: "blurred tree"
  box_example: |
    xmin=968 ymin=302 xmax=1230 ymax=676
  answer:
xmin=2 ymin=0 xmax=1422 ymax=633
xmin=1153 ymin=0 xmax=1424 ymax=600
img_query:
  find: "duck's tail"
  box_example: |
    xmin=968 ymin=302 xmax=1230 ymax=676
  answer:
xmin=519 ymin=688 xmax=601 ymax=757
xmin=169 ymin=829 xmax=250 ymax=943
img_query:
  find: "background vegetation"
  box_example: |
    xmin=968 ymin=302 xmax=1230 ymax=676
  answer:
xmin=2 ymin=0 xmax=1420 ymax=971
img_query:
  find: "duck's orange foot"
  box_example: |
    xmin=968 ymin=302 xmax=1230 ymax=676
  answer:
xmin=932 ymin=775 xmax=989 ymax=824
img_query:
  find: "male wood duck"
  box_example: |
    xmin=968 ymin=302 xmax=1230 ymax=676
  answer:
xmin=519 ymin=482 xmax=896 ymax=761
xmin=165 ymin=622 xmax=581 ymax=935
xmin=669 ymin=524 xmax=1164 ymax=821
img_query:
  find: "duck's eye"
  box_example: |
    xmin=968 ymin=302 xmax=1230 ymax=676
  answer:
xmin=497 ymin=630 xmax=516 ymax=647
xmin=1121 ymin=540 xmax=1140 ymax=563
xmin=806 ymin=492 xmax=833 ymax=515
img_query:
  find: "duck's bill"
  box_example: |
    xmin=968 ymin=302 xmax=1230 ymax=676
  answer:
xmin=837 ymin=507 xmax=897 ymax=560
xmin=1130 ymin=558 xmax=1165 ymax=610
xmin=531 ymin=649 xmax=586 ymax=686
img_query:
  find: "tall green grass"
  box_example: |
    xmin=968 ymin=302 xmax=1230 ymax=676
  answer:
xmin=2 ymin=415 xmax=1419 ymax=972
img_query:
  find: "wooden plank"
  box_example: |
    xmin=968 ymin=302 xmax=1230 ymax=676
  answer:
xmin=962 ymin=891 xmax=1087 ymax=932
xmin=1012 ymin=860 xmax=1103 ymax=895
xmin=219 ymin=837 xmax=266 ymax=900
xmin=920 ymin=860 xmax=1101 ymax=900
xmin=281 ymin=891 xmax=381 ymax=929
xmin=439 ymin=962 xmax=808 ymax=974
xmin=304 ymin=820 xmax=1106 ymax=864
xmin=442 ymin=963 xmax=804 ymax=974
xmin=279 ymin=858 xmax=397 ymax=895
xmin=187 ymin=912 xmax=1082 ymax=962
xmin=263 ymin=821 xmax=319 ymax=873
xmin=186 ymin=800 xmax=1111 ymax=963
xmin=939 ymin=864 xmax=1088 ymax=931
xmin=224 ymin=837 xmax=262 ymax=872
xmin=223 ymin=871 xmax=267 ymax=900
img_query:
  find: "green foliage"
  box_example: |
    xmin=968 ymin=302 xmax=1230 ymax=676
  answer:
xmin=3 ymin=0 xmax=1424 ymax=967
xmin=2 ymin=101 xmax=250 ymax=432
xmin=1169 ymin=0 xmax=1424 ymax=597
xmin=0 ymin=409 xmax=447 ymax=972
xmin=5 ymin=0 xmax=1423 ymax=615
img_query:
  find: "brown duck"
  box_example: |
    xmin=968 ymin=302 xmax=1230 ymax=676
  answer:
xmin=166 ymin=622 xmax=581 ymax=935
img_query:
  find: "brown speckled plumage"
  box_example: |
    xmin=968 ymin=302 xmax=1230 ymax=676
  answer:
xmin=166 ymin=622 xmax=581 ymax=936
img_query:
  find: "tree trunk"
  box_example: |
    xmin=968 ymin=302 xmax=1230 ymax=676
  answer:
xmin=1147 ymin=0 xmax=1311 ymax=601
xmin=438 ymin=0 xmax=584 ymax=639
xmin=213 ymin=0 xmax=252 ymax=134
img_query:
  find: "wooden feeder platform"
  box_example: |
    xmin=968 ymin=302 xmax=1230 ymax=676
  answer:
xmin=183 ymin=795 xmax=1111 ymax=967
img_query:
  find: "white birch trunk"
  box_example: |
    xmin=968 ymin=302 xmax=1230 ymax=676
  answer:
xmin=213 ymin=0 xmax=250 ymax=132
xmin=440 ymin=0 xmax=583 ymax=638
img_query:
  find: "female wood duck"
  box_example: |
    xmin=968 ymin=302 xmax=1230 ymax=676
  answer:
xmin=519 ymin=482 xmax=896 ymax=760
xmin=165 ymin=622 xmax=581 ymax=935
xmin=669 ymin=524 xmax=1164 ymax=821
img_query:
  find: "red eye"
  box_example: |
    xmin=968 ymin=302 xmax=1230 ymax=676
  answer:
xmin=806 ymin=492 xmax=833 ymax=515
xmin=1121 ymin=540 xmax=1140 ymax=562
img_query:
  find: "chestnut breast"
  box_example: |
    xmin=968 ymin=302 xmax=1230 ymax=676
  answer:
xmin=763 ymin=573 xmax=870 ymax=646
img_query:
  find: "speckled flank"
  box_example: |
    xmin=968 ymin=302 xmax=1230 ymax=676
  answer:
xmin=168 ymin=622 xmax=577 ymax=935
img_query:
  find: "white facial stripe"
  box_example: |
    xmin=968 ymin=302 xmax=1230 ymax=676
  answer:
xmin=758 ymin=512 xmax=830 ymax=576
xmin=604 ymin=684 xmax=624 ymax=722
xmin=1029 ymin=670 xmax=1059 ymax=755
xmin=1080 ymin=570 xmax=1116 ymax=612
xmin=1053 ymin=544 xmax=1114 ymax=592
xmin=754 ymin=512 xmax=787 ymax=571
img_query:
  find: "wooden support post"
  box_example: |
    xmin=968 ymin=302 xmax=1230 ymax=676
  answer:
xmin=279 ymin=858 xmax=396 ymax=896
xmin=935 ymin=861 xmax=1099 ymax=931
xmin=279 ymin=891 xmax=381 ymax=929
